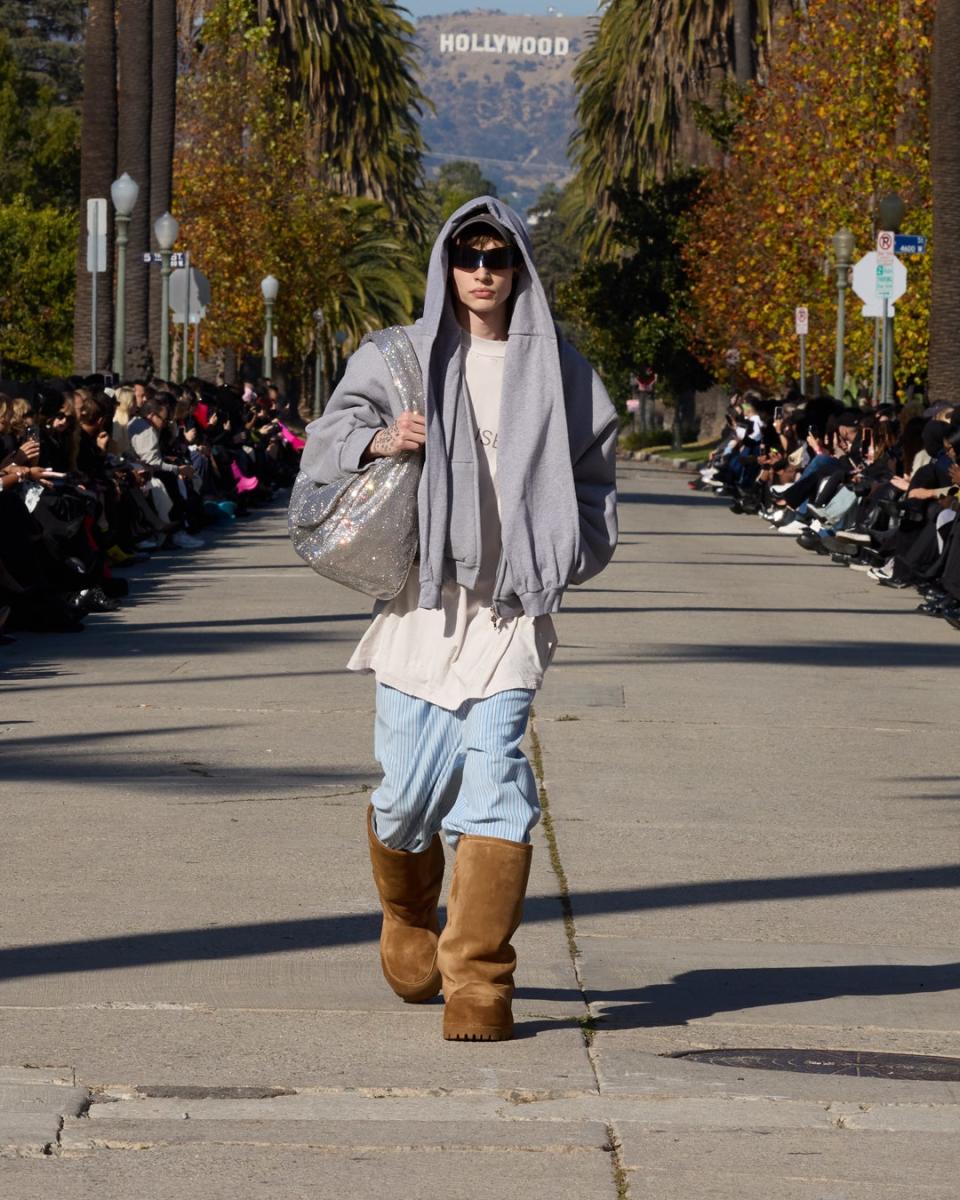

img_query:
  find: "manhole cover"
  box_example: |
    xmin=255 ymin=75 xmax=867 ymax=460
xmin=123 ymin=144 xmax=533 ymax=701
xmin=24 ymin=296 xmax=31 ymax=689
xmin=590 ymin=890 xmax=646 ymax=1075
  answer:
xmin=673 ymin=1048 xmax=960 ymax=1082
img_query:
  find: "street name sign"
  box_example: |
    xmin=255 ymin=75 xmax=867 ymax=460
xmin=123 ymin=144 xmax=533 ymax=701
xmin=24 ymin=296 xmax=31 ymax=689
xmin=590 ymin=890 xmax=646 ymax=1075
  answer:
xmin=894 ymin=234 xmax=927 ymax=255
xmin=142 ymin=251 xmax=187 ymax=268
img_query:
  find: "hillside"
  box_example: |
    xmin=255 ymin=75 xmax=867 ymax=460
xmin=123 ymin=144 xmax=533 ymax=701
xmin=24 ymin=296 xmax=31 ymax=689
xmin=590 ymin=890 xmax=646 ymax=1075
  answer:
xmin=415 ymin=10 xmax=593 ymax=209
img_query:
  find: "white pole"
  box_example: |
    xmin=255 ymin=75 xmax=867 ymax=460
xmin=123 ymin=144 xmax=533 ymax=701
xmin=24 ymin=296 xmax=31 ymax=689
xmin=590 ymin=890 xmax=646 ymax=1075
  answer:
xmin=91 ymin=270 xmax=97 ymax=374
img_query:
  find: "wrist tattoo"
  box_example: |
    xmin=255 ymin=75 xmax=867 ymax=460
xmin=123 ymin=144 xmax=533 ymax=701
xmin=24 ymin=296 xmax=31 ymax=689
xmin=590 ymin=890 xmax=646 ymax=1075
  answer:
xmin=371 ymin=423 xmax=402 ymax=456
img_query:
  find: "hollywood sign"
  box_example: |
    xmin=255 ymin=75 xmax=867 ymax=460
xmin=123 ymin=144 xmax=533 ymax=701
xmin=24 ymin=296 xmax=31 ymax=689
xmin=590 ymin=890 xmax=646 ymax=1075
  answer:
xmin=439 ymin=32 xmax=570 ymax=57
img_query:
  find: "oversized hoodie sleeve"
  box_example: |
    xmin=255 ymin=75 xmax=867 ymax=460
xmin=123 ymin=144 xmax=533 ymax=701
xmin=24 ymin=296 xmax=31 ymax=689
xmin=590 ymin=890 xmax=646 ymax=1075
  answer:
xmin=561 ymin=343 xmax=619 ymax=586
xmin=299 ymin=341 xmax=397 ymax=484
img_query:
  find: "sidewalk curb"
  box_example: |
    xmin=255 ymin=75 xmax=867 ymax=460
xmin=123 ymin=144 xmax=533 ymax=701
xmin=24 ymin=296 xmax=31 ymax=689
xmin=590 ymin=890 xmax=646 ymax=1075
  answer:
xmin=617 ymin=450 xmax=700 ymax=474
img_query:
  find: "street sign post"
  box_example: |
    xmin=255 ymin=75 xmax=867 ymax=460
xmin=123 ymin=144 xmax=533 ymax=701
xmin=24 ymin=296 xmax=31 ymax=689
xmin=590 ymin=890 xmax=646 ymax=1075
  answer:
xmin=795 ymin=306 xmax=809 ymax=394
xmin=170 ymin=264 xmax=211 ymax=380
xmin=852 ymin=245 xmax=909 ymax=404
xmin=876 ymin=232 xmax=895 ymax=404
xmin=86 ymin=198 xmax=108 ymax=373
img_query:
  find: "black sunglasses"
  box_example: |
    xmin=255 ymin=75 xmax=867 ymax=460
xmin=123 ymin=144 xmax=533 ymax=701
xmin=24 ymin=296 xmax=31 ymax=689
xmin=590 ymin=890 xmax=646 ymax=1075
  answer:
xmin=450 ymin=243 xmax=517 ymax=271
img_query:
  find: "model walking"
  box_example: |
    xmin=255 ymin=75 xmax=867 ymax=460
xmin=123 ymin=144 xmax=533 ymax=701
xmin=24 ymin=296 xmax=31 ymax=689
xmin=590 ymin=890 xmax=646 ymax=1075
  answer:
xmin=301 ymin=197 xmax=618 ymax=1040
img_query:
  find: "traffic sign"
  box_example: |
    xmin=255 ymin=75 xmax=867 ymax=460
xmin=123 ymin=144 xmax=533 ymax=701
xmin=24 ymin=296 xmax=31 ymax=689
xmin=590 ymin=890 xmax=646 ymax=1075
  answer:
xmin=795 ymin=305 xmax=809 ymax=336
xmin=852 ymin=251 xmax=906 ymax=311
xmin=86 ymin=198 xmax=107 ymax=273
xmin=876 ymin=229 xmax=895 ymax=264
xmin=169 ymin=265 xmax=211 ymax=324
xmin=894 ymin=234 xmax=927 ymax=256
xmin=875 ymin=263 xmax=895 ymax=299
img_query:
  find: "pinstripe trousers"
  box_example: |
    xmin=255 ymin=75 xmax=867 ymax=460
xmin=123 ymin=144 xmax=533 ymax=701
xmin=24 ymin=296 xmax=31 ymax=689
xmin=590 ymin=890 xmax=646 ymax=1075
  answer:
xmin=369 ymin=683 xmax=541 ymax=853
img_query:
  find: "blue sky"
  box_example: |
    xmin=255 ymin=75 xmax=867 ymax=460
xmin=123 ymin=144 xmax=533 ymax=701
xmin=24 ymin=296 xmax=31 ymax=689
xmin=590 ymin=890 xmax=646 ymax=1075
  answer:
xmin=404 ymin=2 xmax=600 ymax=17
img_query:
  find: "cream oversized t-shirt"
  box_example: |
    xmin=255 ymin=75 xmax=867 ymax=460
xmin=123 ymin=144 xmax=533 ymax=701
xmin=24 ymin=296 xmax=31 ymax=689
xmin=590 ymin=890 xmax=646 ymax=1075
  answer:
xmin=347 ymin=331 xmax=557 ymax=709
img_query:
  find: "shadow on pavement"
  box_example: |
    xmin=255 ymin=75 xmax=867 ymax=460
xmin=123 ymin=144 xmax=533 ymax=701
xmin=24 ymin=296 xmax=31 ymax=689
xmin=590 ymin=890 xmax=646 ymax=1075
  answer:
xmin=2 ymin=865 xmax=957 ymax=982
xmin=517 ymin=960 xmax=960 ymax=1033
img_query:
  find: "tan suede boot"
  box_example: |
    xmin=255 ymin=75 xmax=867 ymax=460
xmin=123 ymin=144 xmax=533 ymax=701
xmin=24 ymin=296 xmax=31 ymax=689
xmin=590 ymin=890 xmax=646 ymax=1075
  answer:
xmin=438 ymin=834 xmax=533 ymax=1041
xmin=367 ymin=806 xmax=444 ymax=1003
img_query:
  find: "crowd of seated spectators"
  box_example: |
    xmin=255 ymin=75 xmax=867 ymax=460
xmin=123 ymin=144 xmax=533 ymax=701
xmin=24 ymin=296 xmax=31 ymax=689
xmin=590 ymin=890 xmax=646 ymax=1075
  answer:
xmin=0 ymin=376 xmax=304 ymax=639
xmin=692 ymin=391 xmax=960 ymax=624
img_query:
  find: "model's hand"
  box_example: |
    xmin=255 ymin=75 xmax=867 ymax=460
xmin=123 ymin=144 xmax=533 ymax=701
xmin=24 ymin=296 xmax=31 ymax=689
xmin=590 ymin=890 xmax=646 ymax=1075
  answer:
xmin=368 ymin=412 xmax=426 ymax=458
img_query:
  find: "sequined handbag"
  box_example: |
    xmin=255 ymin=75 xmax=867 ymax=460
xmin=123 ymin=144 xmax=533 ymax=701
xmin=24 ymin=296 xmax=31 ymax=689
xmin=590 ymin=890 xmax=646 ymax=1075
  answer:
xmin=287 ymin=326 xmax=422 ymax=600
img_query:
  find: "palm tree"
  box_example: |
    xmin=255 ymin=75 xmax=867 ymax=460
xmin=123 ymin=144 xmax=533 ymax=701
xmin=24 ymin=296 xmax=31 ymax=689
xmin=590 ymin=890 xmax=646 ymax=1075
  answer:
xmin=255 ymin=0 xmax=429 ymax=236
xmin=117 ymin=0 xmax=152 ymax=374
xmin=928 ymin=0 xmax=960 ymax=402
xmin=326 ymin=197 xmax=420 ymax=347
xmin=74 ymin=0 xmax=117 ymax=372
xmin=149 ymin=0 xmax=177 ymax=372
xmin=572 ymin=0 xmax=775 ymax=221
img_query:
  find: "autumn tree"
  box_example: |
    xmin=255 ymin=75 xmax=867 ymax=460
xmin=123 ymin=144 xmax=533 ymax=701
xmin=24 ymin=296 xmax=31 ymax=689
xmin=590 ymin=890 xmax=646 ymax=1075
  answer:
xmin=684 ymin=0 xmax=932 ymax=394
xmin=928 ymin=0 xmax=960 ymax=402
xmin=175 ymin=0 xmax=417 ymax=373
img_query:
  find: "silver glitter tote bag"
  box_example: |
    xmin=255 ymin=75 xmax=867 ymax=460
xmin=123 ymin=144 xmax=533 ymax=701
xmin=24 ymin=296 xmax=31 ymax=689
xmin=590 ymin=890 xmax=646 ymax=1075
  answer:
xmin=287 ymin=326 xmax=423 ymax=601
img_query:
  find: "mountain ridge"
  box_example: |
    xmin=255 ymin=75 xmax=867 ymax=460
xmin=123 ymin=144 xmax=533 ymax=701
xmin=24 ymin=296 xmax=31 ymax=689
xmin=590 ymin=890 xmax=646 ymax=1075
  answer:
xmin=414 ymin=10 xmax=593 ymax=207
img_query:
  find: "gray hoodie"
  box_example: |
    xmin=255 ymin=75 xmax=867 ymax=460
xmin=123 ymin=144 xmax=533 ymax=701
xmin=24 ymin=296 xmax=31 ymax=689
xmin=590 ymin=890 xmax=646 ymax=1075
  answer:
xmin=300 ymin=196 xmax=618 ymax=618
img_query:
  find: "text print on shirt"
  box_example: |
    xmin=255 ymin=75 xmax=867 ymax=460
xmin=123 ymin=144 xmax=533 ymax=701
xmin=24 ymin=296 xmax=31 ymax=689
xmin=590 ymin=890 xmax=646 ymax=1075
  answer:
xmin=476 ymin=426 xmax=499 ymax=449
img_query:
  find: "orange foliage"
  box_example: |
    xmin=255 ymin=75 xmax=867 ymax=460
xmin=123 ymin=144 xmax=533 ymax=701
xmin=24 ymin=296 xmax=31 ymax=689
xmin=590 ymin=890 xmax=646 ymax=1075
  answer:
xmin=684 ymin=0 xmax=932 ymax=393
xmin=174 ymin=0 xmax=347 ymax=363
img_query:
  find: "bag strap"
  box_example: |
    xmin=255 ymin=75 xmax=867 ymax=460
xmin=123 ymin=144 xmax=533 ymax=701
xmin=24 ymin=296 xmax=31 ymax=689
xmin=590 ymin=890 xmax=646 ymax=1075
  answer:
xmin=362 ymin=326 xmax=423 ymax=415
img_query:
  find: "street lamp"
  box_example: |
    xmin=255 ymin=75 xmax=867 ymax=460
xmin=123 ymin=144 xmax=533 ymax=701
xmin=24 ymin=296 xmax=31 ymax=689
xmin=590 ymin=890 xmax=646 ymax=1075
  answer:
xmin=877 ymin=192 xmax=905 ymax=234
xmin=261 ymin=275 xmax=279 ymax=378
xmin=312 ymin=308 xmax=325 ymax=420
xmin=831 ymin=227 xmax=855 ymax=401
xmin=110 ymin=172 xmax=140 ymax=378
xmin=153 ymin=211 xmax=179 ymax=382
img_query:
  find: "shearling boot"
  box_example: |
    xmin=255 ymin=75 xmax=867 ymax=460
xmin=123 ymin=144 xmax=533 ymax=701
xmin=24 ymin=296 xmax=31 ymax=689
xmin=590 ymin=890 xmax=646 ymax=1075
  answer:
xmin=438 ymin=834 xmax=533 ymax=1041
xmin=366 ymin=806 xmax=445 ymax=1003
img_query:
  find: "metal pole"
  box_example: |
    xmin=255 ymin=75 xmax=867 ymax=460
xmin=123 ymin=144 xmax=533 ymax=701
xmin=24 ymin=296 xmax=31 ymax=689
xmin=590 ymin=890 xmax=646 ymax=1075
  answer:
xmin=833 ymin=257 xmax=849 ymax=401
xmin=799 ymin=334 xmax=807 ymax=396
xmin=871 ymin=317 xmax=880 ymax=404
xmin=91 ymin=269 xmax=97 ymax=375
xmin=193 ymin=317 xmax=200 ymax=377
xmin=313 ymin=338 xmax=322 ymax=420
xmin=879 ymin=299 xmax=889 ymax=405
xmin=159 ymin=249 xmax=171 ymax=381
xmin=181 ymin=252 xmax=191 ymax=383
xmin=264 ymin=300 xmax=274 ymax=378
xmin=884 ymin=307 xmax=895 ymax=405
xmin=112 ymin=212 xmax=130 ymax=377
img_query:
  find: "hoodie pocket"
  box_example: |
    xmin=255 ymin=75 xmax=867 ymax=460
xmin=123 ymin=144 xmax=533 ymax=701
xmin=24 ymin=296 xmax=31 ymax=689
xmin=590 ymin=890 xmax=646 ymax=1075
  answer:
xmin=445 ymin=460 xmax=477 ymax=566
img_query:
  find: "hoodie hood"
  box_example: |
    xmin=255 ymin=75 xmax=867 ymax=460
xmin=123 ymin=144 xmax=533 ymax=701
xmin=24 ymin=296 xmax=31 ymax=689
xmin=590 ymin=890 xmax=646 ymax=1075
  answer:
xmin=421 ymin=195 xmax=556 ymax=342
xmin=408 ymin=195 xmax=584 ymax=618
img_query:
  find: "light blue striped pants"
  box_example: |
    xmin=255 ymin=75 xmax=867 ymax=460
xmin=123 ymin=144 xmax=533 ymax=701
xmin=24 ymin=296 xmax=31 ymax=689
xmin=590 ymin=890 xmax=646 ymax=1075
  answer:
xmin=370 ymin=684 xmax=540 ymax=853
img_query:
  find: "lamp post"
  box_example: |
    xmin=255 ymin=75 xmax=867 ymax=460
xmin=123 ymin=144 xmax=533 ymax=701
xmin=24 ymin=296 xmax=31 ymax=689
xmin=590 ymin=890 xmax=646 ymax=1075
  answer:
xmin=261 ymin=275 xmax=279 ymax=378
xmin=831 ymin=228 xmax=855 ymax=401
xmin=153 ymin=211 xmax=179 ymax=382
xmin=110 ymin=172 xmax=140 ymax=379
xmin=877 ymin=193 xmax=905 ymax=405
xmin=312 ymin=308 xmax=325 ymax=420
